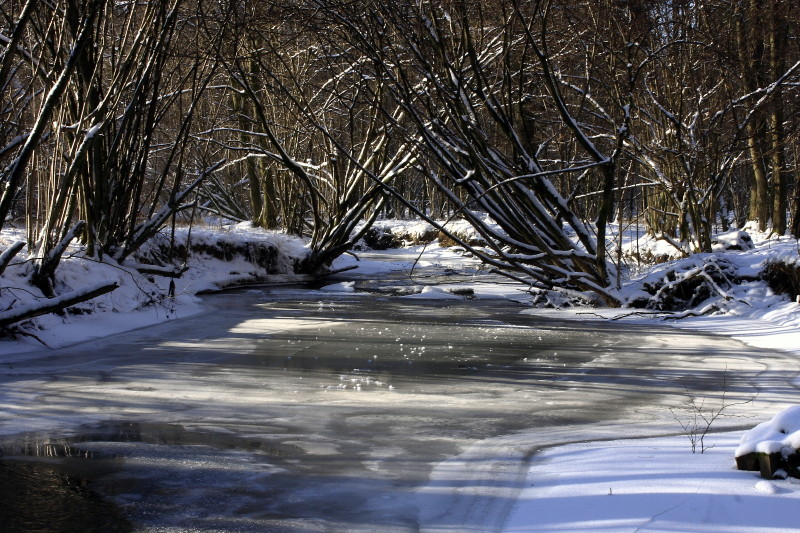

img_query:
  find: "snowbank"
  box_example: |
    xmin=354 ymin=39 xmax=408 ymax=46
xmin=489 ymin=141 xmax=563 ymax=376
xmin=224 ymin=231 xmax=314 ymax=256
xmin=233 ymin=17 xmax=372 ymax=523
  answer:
xmin=0 ymin=223 xmax=310 ymax=354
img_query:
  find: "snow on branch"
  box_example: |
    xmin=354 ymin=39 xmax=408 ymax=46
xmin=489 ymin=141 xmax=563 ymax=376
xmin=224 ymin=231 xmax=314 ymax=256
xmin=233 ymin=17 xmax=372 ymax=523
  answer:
xmin=0 ymin=281 xmax=119 ymax=328
xmin=712 ymin=59 xmax=800 ymax=128
xmin=0 ymin=241 xmax=26 ymax=277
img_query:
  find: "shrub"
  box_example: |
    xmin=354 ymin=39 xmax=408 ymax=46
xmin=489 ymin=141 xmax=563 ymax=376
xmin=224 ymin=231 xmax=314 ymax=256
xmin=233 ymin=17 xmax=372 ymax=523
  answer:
xmin=761 ymin=259 xmax=800 ymax=300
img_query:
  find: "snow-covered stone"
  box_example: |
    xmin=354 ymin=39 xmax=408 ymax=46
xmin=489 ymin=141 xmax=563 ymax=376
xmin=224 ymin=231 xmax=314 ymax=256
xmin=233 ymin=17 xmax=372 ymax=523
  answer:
xmin=736 ymin=405 xmax=800 ymax=479
xmin=712 ymin=230 xmax=754 ymax=252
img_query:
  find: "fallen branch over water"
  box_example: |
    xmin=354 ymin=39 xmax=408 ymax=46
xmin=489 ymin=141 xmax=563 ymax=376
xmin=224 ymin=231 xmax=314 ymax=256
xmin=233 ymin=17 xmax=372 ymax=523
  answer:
xmin=0 ymin=281 xmax=119 ymax=327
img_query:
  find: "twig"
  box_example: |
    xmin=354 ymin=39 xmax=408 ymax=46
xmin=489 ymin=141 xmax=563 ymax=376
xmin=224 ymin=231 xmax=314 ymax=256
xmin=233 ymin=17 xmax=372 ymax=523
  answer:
xmin=670 ymin=366 xmax=757 ymax=453
xmin=0 ymin=325 xmax=51 ymax=348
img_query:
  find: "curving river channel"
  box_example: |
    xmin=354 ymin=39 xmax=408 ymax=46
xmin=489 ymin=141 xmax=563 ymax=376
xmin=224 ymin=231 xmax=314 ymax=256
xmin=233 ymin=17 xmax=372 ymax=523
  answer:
xmin=0 ymin=264 xmax=797 ymax=532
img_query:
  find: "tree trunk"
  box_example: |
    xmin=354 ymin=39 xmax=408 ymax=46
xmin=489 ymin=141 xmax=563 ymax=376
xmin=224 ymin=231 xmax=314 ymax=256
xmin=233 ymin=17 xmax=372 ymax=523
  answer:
xmin=745 ymin=125 xmax=771 ymax=230
xmin=737 ymin=0 xmax=771 ymax=230
xmin=768 ymin=1 xmax=788 ymax=234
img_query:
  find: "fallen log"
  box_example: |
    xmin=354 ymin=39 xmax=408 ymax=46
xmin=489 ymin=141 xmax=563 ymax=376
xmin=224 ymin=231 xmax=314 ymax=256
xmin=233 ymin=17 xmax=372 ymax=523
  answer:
xmin=0 ymin=241 xmax=26 ymax=277
xmin=0 ymin=281 xmax=119 ymax=328
xmin=317 ymin=264 xmax=359 ymax=278
xmin=127 ymin=262 xmax=189 ymax=278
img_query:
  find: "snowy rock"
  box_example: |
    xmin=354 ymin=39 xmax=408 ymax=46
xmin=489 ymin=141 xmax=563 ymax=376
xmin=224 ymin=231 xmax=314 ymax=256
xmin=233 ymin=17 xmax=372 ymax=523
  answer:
xmin=736 ymin=405 xmax=800 ymax=479
xmin=361 ymin=226 xmax=403 ymax=250
xmin=530 ymin=289 xmax=587 ymax=309
xmin=712 ymin=230 xmax=754 ymax=252
xmin=436 ymin=228 xmax=487 ymax=248
xmin=359 ymin=222 xmax=440 ymax=250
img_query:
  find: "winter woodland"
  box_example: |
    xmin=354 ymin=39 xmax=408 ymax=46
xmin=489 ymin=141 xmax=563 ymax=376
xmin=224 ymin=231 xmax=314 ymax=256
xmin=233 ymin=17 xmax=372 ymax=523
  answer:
xmin=4 ymin=3 xmax=800 ymax=531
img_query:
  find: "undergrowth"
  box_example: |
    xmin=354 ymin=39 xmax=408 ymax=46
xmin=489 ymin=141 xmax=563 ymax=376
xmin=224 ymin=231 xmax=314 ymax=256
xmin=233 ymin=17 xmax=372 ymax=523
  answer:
xmin=762 ymin=258 xmax=800 ymax=301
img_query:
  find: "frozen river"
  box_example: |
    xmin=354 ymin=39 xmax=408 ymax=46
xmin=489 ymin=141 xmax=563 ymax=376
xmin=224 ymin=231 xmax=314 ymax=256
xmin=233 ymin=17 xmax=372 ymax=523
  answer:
xmin=0 ymin=274 xmax=791 ymax=532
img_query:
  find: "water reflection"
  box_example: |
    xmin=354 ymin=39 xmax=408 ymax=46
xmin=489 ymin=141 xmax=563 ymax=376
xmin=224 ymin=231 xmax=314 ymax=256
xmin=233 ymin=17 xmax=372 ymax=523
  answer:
xmin=0 ymin=422 xmax=307 ymax=532
xmin=0 ymin=460 xmax=132 ymax=533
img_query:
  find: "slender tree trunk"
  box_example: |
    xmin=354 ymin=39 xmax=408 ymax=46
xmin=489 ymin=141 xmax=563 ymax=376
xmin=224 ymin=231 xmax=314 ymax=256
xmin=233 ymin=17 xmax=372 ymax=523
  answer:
xmin=792 ymin=141 xmax=800 ymax=237
xmin=737 ymin=0 xmax=771 ymax=230
xmin=769 ymin=108 xmax=787 ymax=234
xmin=595 ymin=164 xmax=615 ymax=283
xmin=745 ymin=127 xmax=771 ymax=230
xmin=767 ymin=0 xmax=788 ymax=234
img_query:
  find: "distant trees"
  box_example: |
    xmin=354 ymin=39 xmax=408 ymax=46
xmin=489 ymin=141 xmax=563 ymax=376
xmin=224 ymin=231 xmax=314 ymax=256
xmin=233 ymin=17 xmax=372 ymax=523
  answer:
xmin=620 ymin=0 xmax=760 ymax=253
xmin=625 ymin=0 xmax=800 ymax=251
xmin=0 ymin=0 xmax=798 ymax=303
xmin=732 ymin=0 xmax=797 ymax=235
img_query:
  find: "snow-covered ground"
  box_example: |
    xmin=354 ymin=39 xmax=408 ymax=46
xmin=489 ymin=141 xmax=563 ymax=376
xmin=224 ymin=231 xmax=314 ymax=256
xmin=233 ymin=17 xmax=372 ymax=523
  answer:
xmin=503 ymin=433 xmax=800 ymax=533
xmin=2 ymin=220 xmax=800 ymax=531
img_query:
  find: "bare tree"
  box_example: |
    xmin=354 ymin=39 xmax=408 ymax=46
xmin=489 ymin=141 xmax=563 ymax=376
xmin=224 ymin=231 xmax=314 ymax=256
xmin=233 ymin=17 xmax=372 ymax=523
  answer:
xmin=0 ymin=0 xmax=103 ymax=234
xmin=306 ymin=0 xmax=632 ymax=304
xmin=205 ymin=1 xmax=416 ymax=274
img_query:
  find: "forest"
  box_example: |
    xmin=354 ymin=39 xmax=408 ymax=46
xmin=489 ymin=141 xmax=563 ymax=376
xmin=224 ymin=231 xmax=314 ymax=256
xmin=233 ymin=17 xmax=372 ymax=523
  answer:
xmin=1 ymin=0 xmax=799 ymax=317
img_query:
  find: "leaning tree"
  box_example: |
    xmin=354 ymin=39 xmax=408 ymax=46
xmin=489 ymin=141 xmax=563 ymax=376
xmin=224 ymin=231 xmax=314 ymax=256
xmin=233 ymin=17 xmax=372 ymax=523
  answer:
xmin=310 ymin=0 xmax=634 ymax=305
